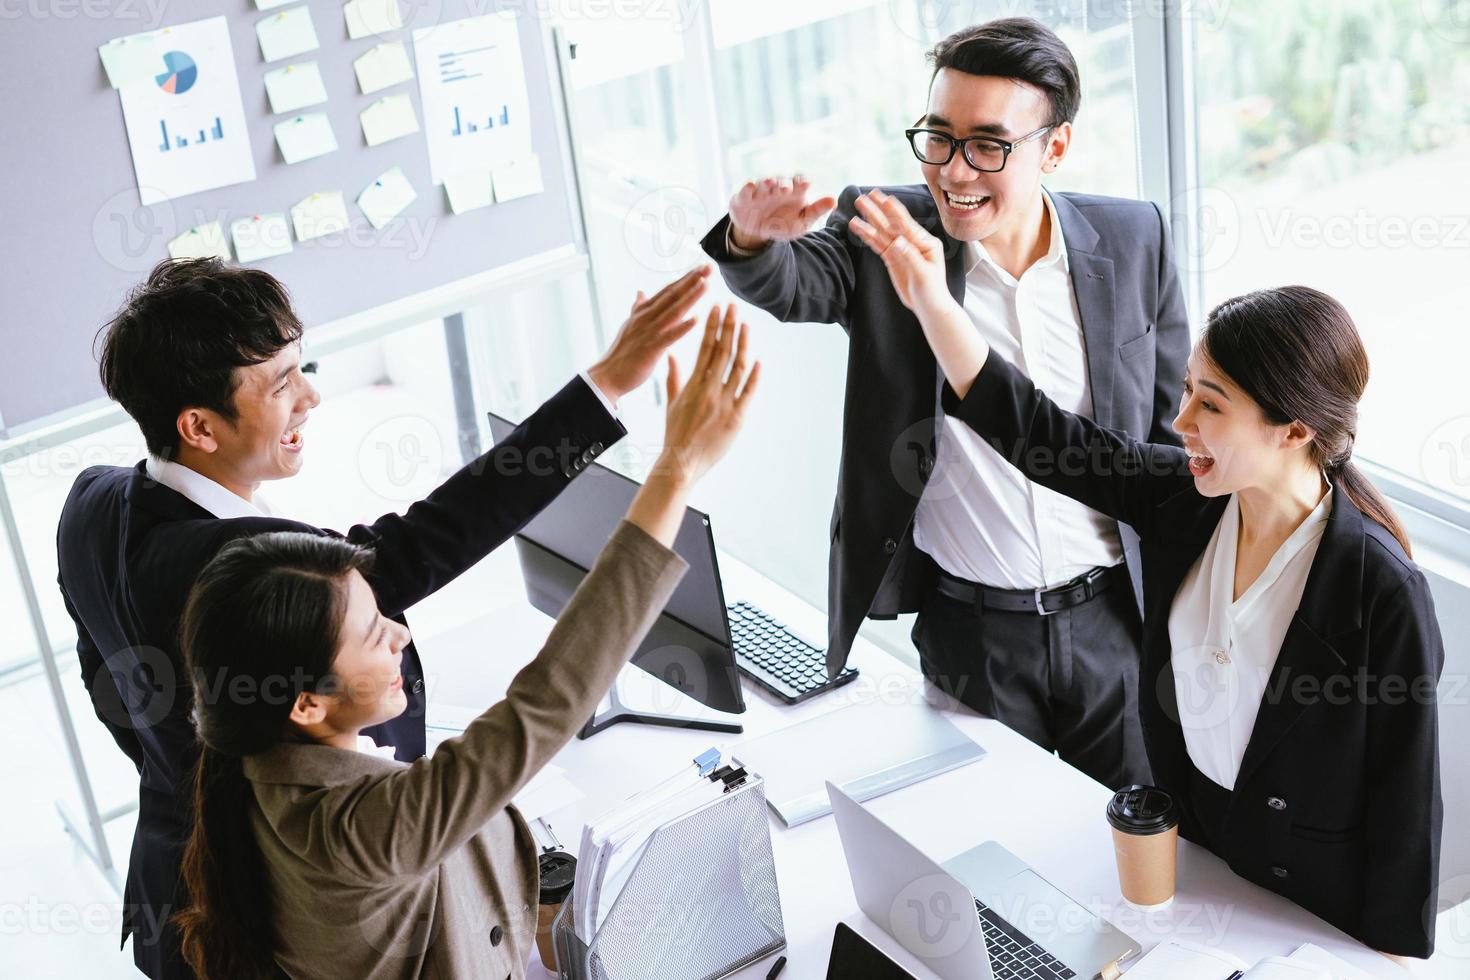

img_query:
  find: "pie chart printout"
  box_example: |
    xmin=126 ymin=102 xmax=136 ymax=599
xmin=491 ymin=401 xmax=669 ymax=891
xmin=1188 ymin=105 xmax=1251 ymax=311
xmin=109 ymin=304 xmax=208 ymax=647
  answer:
xmin=156 ymin=51 xmax=198 ymax=95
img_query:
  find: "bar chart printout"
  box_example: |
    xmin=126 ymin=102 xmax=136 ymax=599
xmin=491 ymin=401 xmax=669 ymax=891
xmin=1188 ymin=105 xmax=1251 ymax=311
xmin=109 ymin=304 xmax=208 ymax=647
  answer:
xmin=414 ymin=12 xmax=533 ymax=185
xmin=117 ymin=16 xmax=255 ymax=204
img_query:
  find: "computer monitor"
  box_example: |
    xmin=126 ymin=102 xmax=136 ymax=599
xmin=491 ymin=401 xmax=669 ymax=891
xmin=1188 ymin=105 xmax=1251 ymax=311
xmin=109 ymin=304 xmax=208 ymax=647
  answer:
xmin=487 ymin=411 xmax=745 ymax=738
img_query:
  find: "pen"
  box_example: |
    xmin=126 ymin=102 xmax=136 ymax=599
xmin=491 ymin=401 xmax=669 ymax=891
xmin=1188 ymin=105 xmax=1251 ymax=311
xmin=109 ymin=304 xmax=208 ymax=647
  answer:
xmin=1224 ymin=972 xmax=1243 ymax=980
xmin=765 ymin=954 xmax=787 ymax=979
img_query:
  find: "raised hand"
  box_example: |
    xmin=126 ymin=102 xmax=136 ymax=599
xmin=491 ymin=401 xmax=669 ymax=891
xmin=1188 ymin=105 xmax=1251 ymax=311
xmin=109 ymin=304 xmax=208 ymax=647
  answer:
xmin=587 ymin=266 xmax=711 ymax=405
xmin=656 ymin=303 xmax=761 ymax=487
xmin=728 ymin=176 xmax=837 ymax=251
xmin=849 ymin=189 xmax=951 ymax=317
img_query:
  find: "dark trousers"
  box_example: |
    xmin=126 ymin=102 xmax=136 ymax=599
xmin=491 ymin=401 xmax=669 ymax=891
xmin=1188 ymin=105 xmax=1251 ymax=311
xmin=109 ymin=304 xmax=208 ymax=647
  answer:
xmin=912 ymin=575 xmax=1151 ymax=790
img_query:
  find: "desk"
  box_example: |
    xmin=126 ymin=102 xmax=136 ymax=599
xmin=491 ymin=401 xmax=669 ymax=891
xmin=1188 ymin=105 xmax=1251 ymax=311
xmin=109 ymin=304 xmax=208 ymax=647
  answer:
xmin=419 ymin=548 xmax=1454 ymax=979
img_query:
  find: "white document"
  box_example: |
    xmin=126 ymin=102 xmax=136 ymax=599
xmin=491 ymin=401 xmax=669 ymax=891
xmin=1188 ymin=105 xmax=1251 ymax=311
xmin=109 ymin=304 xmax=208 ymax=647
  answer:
xmin=256 ymin=5 xmax=319 ymax=63
xmin=167 ymin=221 xmax=231 ymax=261
xmin=443 ymin=170 xmax=494 ymax=214
xmin=413 ymin=12 xmax=534 ymax=184
xmin=118 ymin=17 xmax=256 ymax=205
xmin=263 ymin=61 xmax=327 ymax=114
xmin=359 ymin=93 xmax=419 ymax=146
xmin=345 ymin=0 xmax=404 ymax=40
xmin=273 ymin=113 xmax=337 ymax=164
xmin=492 ymin=154 xmax=543 ymax=202
xmin=1121 ymin=939 xmax=1247 ymax=979
xmin=357 ymin=167 xmax=416 ymax=228
xmin=99 ymin=32 xmax=164 ymax=88
xmin=353 ymin=41 xmax=414 ymax=95
xmin=291 ymin=191 xmax=350 ymax=241
xmin=230 ymin=213 xmax=293 ymax=262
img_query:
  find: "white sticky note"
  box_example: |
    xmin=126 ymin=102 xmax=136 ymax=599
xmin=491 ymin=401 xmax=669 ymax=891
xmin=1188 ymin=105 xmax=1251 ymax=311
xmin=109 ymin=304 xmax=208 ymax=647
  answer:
xmin=231 ymin=213 xmax=294 ymax=262
xmin=256 ymin=6 xmax=319 ymax=63
xmin=291 ymin=191 xmax=350 ymax=241
xmin=492 ymin=154 xmax=544 ymax=203
xmin=167 ymin=221 xmax=231 ymax=261
xmin=344 ymin=0 xmax=404 ymax=39
xmin=359 ymin=93 xmax=419 ymax=146
xmin=255 ymin=0 xmax=296 ymax=9
xmin=443 ymin=171 xmax=494 ymax=214
xmin=99 ymin=33 xmax=163 ymax=88
xmin=357 ymin=167 xmax=416 ymax=228
xmin=263 ymin=61 xmax=327 ymax=114
xmin=273 ymin=113 xmax=337 ymax=164
xmin=353 ymin=41 xmax=414 ymax=95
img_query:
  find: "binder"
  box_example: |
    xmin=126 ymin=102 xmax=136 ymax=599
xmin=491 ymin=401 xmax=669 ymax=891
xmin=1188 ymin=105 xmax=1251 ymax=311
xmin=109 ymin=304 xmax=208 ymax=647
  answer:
xmin=553 ymin=753 xmax=785 ymax=980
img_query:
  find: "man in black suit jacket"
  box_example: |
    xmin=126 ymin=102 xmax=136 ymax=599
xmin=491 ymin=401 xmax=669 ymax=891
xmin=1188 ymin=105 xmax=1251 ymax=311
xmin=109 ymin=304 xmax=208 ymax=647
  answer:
xmin=56 ymin=257 xmax=712 ymax=978
xmin=702 ymin=19 xmax=1189 ymax=790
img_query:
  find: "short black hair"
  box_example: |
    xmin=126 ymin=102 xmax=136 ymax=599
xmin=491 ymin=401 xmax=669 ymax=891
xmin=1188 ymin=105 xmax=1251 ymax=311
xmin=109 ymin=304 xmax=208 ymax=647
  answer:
xmin=927 ymin=18 xmax=1081 ymax=128
xmin=97 ymin=258 xmax=304 ymax=457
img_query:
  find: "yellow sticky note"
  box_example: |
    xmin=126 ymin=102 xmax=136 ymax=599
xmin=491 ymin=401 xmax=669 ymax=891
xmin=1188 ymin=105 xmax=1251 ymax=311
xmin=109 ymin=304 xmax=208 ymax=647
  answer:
xmin=273 ymin=113 xmax=337 ymax=164
xmin=357 ymin=167 xmax=416 ymax=229
xmin=264 ymin=61 xmax=327 ymax=114
xmin=256 ymin=5 xmax=319 ymax=63
xmin=359 ymin=93 xmax=419 ymax=146
xmin=291 ymin=191 xmax=350 ymax=241
xmin=167 ymin=222 xmax=231 ymax=262
xmin=492 ymin=154 xmax=544 ymax=203
xmin=98 ymin=33 xmax=163 ymax=88
xmin=443 ymin=171 xmax=494 ymax=214
xmin=344 ymin=0 xmax=404 ymax=39
xmin=353 ymin=41 xmax=414 ymax=95
xmin=231 ymin=214 xmax=294 ymax=262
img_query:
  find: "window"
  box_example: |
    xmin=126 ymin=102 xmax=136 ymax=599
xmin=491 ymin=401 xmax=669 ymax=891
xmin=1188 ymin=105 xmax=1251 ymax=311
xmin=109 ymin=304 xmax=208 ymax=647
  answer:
xmin=1188 ymin=0 xmax=1470 ymax=503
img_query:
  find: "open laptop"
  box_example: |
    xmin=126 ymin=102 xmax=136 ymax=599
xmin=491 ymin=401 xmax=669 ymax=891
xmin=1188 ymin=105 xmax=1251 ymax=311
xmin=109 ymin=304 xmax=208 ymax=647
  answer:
xmin=827 ymin=782 xmax=1138 ymax=980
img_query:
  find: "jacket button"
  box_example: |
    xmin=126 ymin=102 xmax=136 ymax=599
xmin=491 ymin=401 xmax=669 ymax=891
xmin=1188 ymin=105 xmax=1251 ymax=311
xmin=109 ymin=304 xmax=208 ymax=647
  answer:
xmin=1266 ymin=796 xmax=1286 ymax=811
xmin=572 ymin=457 xmax=586 ymax=472
xmin=919 ymin=455 xmax=934 ymax=479
xmin=590 ymin=441 xmax=604 ymax=455
xmin=411 ymin=678 xmax=424 ymax=695
xmin=1270 ymin=866 xmax=1289 ymax=879
xmin=883 ymin=537 xmax=898 ymax=555
xmin=490 ymin=924 xmax=503 ymax=946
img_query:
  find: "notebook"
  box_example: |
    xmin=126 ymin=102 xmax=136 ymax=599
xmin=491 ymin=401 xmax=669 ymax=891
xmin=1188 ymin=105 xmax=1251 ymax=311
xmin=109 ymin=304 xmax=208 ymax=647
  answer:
xmin=1122 ymin=939 xmax=1378 ymax=980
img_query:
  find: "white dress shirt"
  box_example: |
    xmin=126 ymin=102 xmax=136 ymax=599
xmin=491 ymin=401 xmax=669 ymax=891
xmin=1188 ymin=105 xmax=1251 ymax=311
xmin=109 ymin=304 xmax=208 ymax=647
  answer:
xmin=912 ymin=190 xmax=1124 ymax=589
xmin=1167 ymin=484 xmax=1333 ymax=789
xmin=144 ymin=455 xmax=274 ymax=519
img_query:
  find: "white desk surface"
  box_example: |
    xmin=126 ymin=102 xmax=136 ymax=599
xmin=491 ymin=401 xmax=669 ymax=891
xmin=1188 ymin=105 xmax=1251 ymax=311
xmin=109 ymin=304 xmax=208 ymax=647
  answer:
xmin=419 ymin=548 xmax=1459 ymax=979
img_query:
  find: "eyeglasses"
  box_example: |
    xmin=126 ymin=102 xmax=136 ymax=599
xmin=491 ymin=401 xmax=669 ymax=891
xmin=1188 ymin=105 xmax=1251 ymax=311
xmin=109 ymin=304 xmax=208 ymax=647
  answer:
xmin=904 ymin=124 xmax=1052 ymax=173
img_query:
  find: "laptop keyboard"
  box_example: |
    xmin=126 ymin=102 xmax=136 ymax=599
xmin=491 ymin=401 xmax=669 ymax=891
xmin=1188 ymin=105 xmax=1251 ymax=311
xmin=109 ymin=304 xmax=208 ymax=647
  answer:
xmin=976 ymin=900 xmax=1076 ymax=979
xmin=727 ymin=600 xmax=857 ymax=704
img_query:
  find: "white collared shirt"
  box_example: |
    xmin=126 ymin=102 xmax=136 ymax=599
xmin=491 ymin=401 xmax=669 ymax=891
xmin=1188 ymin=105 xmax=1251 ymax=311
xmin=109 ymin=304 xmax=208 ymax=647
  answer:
xmin=144 ymin=455 xmax=274 ymax=520
xmin=1167 ymin=484 xmax=1334 ymax=789
xmin=912 ymin=190 xmax=1124 ymax=589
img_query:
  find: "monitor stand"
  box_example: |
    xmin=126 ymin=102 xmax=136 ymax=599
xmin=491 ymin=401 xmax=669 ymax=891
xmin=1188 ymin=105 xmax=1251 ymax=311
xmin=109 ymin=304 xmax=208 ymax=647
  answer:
xmin=579 ymin=681 xmax=744 ymax=739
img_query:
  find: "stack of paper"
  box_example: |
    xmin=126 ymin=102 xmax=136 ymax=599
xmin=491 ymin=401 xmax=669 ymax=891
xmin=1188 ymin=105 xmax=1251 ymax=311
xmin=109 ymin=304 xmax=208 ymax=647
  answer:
xmin=1122 ymin=939 xmax=1335 ymax=980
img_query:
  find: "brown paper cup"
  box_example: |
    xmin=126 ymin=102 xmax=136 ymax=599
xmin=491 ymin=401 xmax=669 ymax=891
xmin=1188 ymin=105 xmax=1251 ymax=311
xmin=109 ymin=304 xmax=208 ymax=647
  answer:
xmin=1105 ymin=785 xmax=1181 ymax=910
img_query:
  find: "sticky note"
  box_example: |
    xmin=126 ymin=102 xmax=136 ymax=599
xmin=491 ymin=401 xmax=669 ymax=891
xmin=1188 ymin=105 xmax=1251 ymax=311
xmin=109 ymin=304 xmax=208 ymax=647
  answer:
xmin=291 ymin=191 xmax=350 ymax=241
xmin=264 ymin=61 xmax=327 ymax=114
xmin=274 ymin=113 xmax=337 ymax=164
xmin=443 ymin=171 xmax=494 ymax=214
xmin=354 ymin=41 xmax=414 ymax=95
xmin=344 ymin=0 xmax=404 ymax=39
xmin=98 ymin=33 xmax=163 ymax=89
xmin=256 ymin=6 xmax=319 ymax=63
xmin=255 ymin=0 xmax=295 ymax=8
xmin=492 ymin=154 xmax=544 ymax=203
xmin=167 ymin=222 xmax=231 ymax=262
xmin=231 ymin=214 xmax=293 ymax=262
xmin=359 ymin=93 xmax=419 ymax=146
xmin=357 ymin=167 xmax=416 ymax=229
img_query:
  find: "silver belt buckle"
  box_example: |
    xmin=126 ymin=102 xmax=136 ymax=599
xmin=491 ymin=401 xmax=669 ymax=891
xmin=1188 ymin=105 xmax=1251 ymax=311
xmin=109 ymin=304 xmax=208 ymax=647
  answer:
xmin=1034 ymin=587 xmax=1056 ymax=616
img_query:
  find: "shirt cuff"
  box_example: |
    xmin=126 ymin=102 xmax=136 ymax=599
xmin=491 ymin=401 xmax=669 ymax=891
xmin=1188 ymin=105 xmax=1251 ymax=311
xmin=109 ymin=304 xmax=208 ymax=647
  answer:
xmin=724 ymin=223 xmax=768 ymax=258
xmin=579 ymin=370 xmax=619 ymax=419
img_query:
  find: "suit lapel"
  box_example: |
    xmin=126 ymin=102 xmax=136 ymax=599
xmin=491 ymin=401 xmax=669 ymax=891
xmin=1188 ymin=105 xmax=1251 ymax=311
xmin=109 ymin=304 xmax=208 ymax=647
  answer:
xmin=1051 ymin=194 xmax=1117 ymax=430
xmin=1233 ymin=490 xmax=1364 ymax=787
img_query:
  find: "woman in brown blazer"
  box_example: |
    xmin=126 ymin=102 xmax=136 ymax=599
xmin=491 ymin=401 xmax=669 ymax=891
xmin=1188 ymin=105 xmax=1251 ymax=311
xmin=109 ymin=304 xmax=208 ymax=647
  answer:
xmin=172 ymin=303 xmax=760 ymax=979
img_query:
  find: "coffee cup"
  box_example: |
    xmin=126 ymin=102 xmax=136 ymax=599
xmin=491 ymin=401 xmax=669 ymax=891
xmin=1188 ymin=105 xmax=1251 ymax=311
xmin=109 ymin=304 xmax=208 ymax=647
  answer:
xmin=1106 ymin=785 xmax=1180 ymax=910
xmin=535 ymin=850 xmax=576 ymax=969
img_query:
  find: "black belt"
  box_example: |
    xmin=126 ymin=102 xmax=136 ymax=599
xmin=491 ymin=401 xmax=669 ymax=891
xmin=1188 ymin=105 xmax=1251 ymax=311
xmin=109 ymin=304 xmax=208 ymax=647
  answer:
xmin=934 ymin=564 xmax=1124 ymax=616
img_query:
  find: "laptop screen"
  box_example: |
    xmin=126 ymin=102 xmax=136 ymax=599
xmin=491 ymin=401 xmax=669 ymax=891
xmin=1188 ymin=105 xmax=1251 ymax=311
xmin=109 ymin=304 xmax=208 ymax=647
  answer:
xmin=827 ymin=923 xmax=916 ymax=979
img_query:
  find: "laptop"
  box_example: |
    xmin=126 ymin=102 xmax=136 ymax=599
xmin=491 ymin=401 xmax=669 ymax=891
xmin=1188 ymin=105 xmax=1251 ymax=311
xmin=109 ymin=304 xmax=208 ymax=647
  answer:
xmin=827 ymin=782 xmax=1139 ymax=980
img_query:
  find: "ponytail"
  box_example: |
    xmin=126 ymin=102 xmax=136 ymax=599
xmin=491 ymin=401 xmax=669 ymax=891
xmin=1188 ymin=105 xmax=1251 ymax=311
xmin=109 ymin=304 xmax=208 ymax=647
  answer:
xmin=175 ymin=745 xmax=278 ymax=979
xmin=1335 ymin=461 xmax=1413 ymax=558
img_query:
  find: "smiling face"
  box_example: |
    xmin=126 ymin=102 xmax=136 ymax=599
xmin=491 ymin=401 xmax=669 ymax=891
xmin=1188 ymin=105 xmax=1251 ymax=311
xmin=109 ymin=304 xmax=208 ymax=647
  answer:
xmin=306 ymin=570 xmax=411 ymax=738
xmin=917 ymin=68 xmax=1069 ymax=243
xmin=1172 ymin=348 xmax=1317 ymax=497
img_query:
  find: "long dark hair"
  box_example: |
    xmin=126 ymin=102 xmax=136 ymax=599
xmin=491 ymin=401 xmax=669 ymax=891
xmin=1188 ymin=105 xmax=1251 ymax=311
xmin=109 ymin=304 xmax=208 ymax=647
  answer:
xmin=1201 ymin=285 xmax=1411 ymax=556
xmin=174 ymin=531 xmax=374 ymax=979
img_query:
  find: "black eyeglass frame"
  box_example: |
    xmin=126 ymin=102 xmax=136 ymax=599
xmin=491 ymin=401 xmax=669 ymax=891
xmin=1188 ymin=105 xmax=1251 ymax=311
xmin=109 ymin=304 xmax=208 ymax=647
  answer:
xmin=903 ymin=124 xmax=1054 ymax=172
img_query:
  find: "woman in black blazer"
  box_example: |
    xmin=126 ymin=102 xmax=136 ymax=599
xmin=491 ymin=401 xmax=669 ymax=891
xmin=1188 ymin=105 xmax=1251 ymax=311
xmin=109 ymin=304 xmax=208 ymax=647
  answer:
xmin=848 ymin=189 xmax=1444 ymax=958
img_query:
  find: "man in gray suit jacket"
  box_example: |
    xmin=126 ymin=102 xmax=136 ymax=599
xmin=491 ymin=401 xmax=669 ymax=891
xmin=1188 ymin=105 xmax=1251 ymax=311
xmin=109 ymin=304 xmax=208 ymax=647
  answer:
xmin=700 ymin=18 xmax=1189 ymax=789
